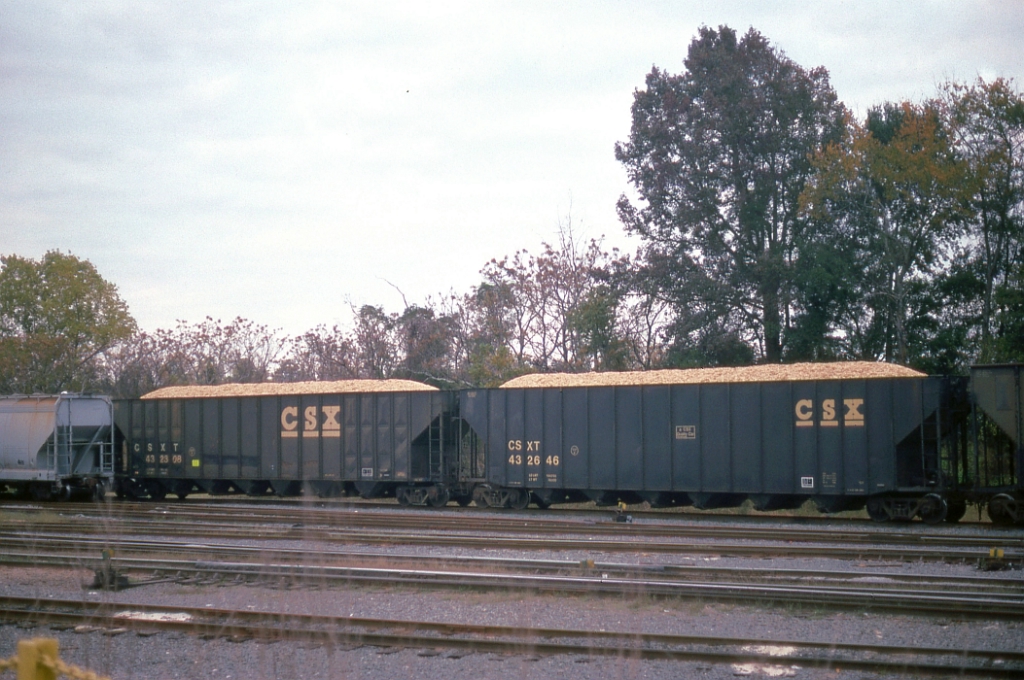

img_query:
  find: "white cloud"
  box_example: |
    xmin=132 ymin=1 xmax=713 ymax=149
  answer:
xmin=1 ymin=0 xmax=1021 ymax=334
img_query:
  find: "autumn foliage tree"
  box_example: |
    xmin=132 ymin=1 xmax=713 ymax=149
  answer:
xmin=800 ymin=102 xmax=965 ymax=367
xmin=0 ymin=251 xmax=135 ymax=393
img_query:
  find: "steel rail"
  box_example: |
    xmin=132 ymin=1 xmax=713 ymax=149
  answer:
xmin=3 ymin=538 xmax=1022 ymax=595
xmin=15 ymin=496 xmax=1003 ymax=529
xmin=0 ymin=596 xmax=1020 ymax=677
xmin=11 ymin=503 xmax=1021 ymax=549
xmin=2 ymin=549 xmax=1021 ymax=619
xmin=1 ymin=525 xmax=1017 ymax=563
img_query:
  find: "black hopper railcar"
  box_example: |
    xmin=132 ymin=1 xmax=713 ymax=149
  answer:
xmin=968 ymin=364 xmax=1024 ymax=524
xmin=109 ymin=362 xmax=1024 ymax=525
xmin=463 ymin=362 xmax=963 ymax=521
xmin=113 ymin=380 xmax=470 ymax=505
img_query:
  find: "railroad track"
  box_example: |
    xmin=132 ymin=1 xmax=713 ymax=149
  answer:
xmin=3 ymin=527 xmax=1016 ymax=564
xmin=4 ymin=536 xmax=1020 ymax=593
xmin=3 ymin=506 xmax=1021 ymax=563
xmin=9 ymin=500 xmax=1011 ymax=542
xmin=3 ymin=537 xmax=1022 ymax=619
xmin=1 ymin=596 xmax=1020 ymax=677
xmin=12 ymin=494 xmax=1002 ymax=528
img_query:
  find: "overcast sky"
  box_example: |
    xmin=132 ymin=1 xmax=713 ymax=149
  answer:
xmin=2 ymin=1 xmax=1022 ymax=337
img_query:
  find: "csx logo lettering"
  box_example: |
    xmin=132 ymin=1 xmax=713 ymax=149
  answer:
xmin=795 ymin=399 xmax=864 ymax=428
xmin=507 ymin=439 xmax=540 ymax=452
xmin=281 ymin=406 xmax=341 ymax=438
xmin=133 ymin=442 xmax=180 ymax=453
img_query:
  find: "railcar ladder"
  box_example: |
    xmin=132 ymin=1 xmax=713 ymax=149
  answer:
xmin=100 ymin=438 xmax=114 ymax=474
xmin=54 ymin=426 xmax=72 ymax=475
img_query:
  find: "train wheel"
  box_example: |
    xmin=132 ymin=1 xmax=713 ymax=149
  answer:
xmin=989 ymin=495 xmax=1016 ymax=526
xmin=509 ymin=489 xmax=530 ymax=510
xmin=866 ymin=498 xmax=888 ymax=522
xmin=428 ymin=487 xmax=450 ymax=508
xmin=918 ymin=494 xmax=948 ymax=525
xmin=945 ymin=500 xmax=967 ymax=524
xmin=472 ymin=486 xmax=490 ymax=508
xmin=396 ymin=487 xmax=411 ymax=506
xmin=173 ymin=480 xmax=193 ymax=500
xmin=93 ymin=481 xmax=107 ymax=502
xmin=147 ymin=484 xmax=167 ymax=501
xmin=30 ymin=484 xmax=52 ymax=502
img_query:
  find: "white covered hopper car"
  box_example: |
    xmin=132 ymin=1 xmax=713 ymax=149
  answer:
xmin=0 ymin=394 xmax=115 ymax=500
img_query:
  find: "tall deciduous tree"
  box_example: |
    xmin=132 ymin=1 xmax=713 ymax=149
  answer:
xmin=0 ymin=251 xmax=136 ymax=393
xmin=615 ymin=26 xmax=846 ymax=364
xmin=801 ymin=102 xmax=965 ymax=367
xmin=940 ymin=77 xmax=1024 ymax=363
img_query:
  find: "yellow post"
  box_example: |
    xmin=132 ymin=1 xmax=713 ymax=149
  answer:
xmin=17 ymin=638 xmax=58 ymax=680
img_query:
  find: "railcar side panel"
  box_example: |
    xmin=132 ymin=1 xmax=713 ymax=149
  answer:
xmin=817 ymin=380 xmax=843 ymax=494
xmin=260 ymin=398 xmax=278 ymax=478
xmin=239 ymin=399 xmax=258 ymax=478
xmin=543 ymin=389 xmax=562 ymax=487
xmin=792 ymin=382 xmax=818 ymax=494
xmin=762 ymin=382 xmax=794 ymax=493
xmin=842 ymin=381 xmax=868 ymax=494
xmin=588 ymin=388 xmax=616 ymax=491
xmin=562 ymin=389 xmax=587 ymax=490
xmin=671 ymin=385 xmax=701 ymax=491
xmin=486 ymin=390 xmax=507 ymax=486
xmin=525 ymin=388 xmax=545 ymax=487
xmin=222 ymin=399 xmax=240 ymax=479
xmin=643 ymin=385 xmax=671 ymax=492
xmin=615 ymin=387 xmax=643 ymax=491
xmin=731 ymin=383 xmax=761 ymax=491
xmin=201 ymin=399 xmax=219 ymax=478
xmin=393 ymin=394 xmax=409 ymax=481
xmin=505 ymin=389 xmax=525 ymax=487
xmin=343 ymin=396 xmax=358 ymax=480
xmin=701 ymin=384 xmax=731 ymax=492
xmin=320 ymin=396 xmax=341 ymax=481
xmin=865 ymin=380 xmax=894 ymax=492
xmin=359 ymin=395 xmax=375 ymax=481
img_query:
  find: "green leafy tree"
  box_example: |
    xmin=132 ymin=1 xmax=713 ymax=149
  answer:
xmin=940 ymin=77 xmax=1024 ymax=363
xmin=615 ymin=26 xmax=846 ymax=364
xmin=801 ymin=103 xmax=966 ymax=366
xmin=0 ymin=251 xmax=136 ymax=393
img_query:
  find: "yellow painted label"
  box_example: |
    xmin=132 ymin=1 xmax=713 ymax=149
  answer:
xmin=281 ymin=405 xmax=343 ymax=439
xmin=795 ymin=398 xmax=866 ymax=428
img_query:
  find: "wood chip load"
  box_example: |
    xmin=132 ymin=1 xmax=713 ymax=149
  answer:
xmin=499 ymin=361 xmax=925 ymax=389
xmin=141 ymin=379 xmax=438 ymax=400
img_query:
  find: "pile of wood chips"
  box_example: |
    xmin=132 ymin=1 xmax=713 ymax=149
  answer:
xmin=499 ymin=361 xmax=925 ymax=389
xmin=141 ymin=379 xmax=437 ymax=400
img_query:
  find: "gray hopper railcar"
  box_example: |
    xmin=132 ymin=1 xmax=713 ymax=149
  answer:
xmin=0 ymin=394 xmax=115 ymax=500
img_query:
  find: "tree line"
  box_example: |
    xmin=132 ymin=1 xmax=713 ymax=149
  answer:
xmin=2 ymin=25 xmax=1021 ymax=398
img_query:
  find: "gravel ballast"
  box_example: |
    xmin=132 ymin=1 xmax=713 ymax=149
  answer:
xmin=2 ymin=538 xmax=1021 ymax=680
